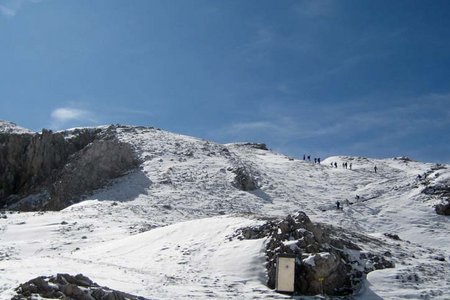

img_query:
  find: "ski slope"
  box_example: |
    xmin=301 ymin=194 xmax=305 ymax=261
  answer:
xmin=0 ymin=126 xmax=449 ymax=299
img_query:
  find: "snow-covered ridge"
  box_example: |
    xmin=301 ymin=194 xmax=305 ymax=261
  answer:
xmin=0 ymin=120 xmax=34 ymax=134
xmin=0 ymin=124 xmax=449 ymax=299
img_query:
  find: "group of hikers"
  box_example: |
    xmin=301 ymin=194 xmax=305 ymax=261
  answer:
xmin=303 ymin=154 xmax=379 ymax=174
xmin=336 ymin=195 xmax=361 ymax=210
xmin=329 ymin=161 xmax=352 ymax=169
xmin=302 ymin=153 xmax=380 ymax=210
xmin=333 ymin=165 xmax=378 ymax=210
xmin=303 ymin=154 xmax=321 ymax=164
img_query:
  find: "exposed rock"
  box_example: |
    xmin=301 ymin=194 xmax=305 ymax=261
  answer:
xmin=232 ymin=167 xmax=259 ymax=191
xmin=393 ymin=156 xmax=413 ymax=162
xmin=242 ymin=143 xmax=268 ymax=150
xmin=0 ymin=120 xmax=33 ymax=134
xmin=0 ymin=126 xmax=140 ymax=211
xmin=435 ymin=200 xmax=450 ymax=216
xmin=47 ymin=138 xmax=139 ymax=210
xmin=13 ymin=273 xmax=147 ymax=300
xmin=422 ymin=181 xmax=450 ymax=215
xmin=236 ymin=212 xmax=394 ymax=296
xmin=422 ymin=184 xmax=450 ymax=198
xmin=384 ymin=232 xmax=402 ymax=240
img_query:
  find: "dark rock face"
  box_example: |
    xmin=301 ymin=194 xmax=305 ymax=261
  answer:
xmin=384 ymin=232 xmax=402 ymax=240
xmin=422 ymin=184 xmax=450 ymax=198
xmin=237 ymin=212 xmax=394 ymax=296
xmin=242 ymin=143 xmax=268 ymax=151
xmin=0 ymin=126 xmax=140 ymax=211
xmin=422 ymin=181 xmax=450 ymax=216
xmin=47 ymin=138 xmax=139 ymax=210
xmin=12 ymin=273 xmax=148 ymax=300
xmin=232 ymin=167 xmax=259 ymax=191
xmin=435 ymin=200 xmax=450 ymax=216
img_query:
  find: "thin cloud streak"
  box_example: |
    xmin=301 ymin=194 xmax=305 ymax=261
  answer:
xmin=0 ymin=0 xmax=42 ymax=17
xmin=218 ymin=92 xmax=450 ymax=161
xmin=50 ymin=107 xmax=97 ymax=130
xmin=0 ymin=4 xmax=15 ymax=16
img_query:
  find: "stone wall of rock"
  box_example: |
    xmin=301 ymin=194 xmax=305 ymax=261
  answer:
xmin=13 ymin=273 xmax=148 ymax=300
xmin=236 ymin=212 xmax=394 ymax=296
xmin=0 ymin=126 xmax=140 ymax=211
xmin=47 ymin=138 xmax=139 ymax=210
xmin=422 ymin=181 xmax=450 ymax=216
xmin=232 ymin=166 xmax=259 ymax=191
xmin=435 ymin=200 xmax=450 ymax=215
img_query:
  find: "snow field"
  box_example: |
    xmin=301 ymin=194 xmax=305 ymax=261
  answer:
xmin=1 ymin=126 xmax=449 ymax=299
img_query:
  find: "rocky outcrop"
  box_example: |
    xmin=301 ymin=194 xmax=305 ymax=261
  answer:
xmin=12 ymin=273 xmax=148 ymax=300
xmin=241 ymin=143 xmax=268 ymax=151
xmin=0 ymin=125 xmax=140 ymax=211
xmin=47 ymin=138 xmax=139 ymax=210
xmin=232 ymin=166 xmax=259 ymax=191
xmin=0 ymin=120 xmax=33 ymax=134
xmin=422 ymin=184 xmax=450 ymax=199
xmin=422 ymin=180 xmax=450 ymax=216
xmin=435 ymin=200 xmax=450 ymax=216
xmin=236 ymin=212 xmax=394 ymax=296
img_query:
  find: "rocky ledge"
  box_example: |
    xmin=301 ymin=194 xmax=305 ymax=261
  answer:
xmin=0 ymin=125 xmax=140 ymax=211
xmin=12 ymin=273 xmax=148 ymax=300
xmin=235 ymin=212 xmax=394 ymax=296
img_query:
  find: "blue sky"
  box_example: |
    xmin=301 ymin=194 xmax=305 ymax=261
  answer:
xmin=1 ymin=0 xmax=449 ymax=163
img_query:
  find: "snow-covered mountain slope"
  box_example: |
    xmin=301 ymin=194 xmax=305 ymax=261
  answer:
xmin=0 ymin=121 xmax=33 ymax=134
xmin=0 ymin=125 xmax=449 ymax=299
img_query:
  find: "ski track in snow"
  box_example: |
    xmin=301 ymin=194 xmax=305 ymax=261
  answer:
xmin=0 ymin=126 xmax=449 ymax=299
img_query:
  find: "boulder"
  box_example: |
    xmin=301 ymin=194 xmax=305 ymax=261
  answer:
xmin=232 ymin=166 xmax=259 ymax=191
xmin=237 ymin=212 xmax=394 ymax=296
xmin=13 ymin=273 xmax=147 ymax=300
xmin=298 ymin=252 xmax=350 ymax=295
xmin=435 ymin=200 xmax=450 ymax=216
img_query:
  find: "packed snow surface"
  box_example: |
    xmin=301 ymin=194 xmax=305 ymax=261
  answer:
xmin=0 ymin=121 xmax=33 ymax=134
xmin=1 ymin=126 xmax=449 ymax=299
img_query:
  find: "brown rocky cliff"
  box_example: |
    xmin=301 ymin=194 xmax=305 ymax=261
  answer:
xmin=0 ymin=126 xmax=140 ymax=211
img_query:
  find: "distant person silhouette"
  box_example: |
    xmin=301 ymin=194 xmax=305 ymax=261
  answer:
xmin=374 ymin=165 xmax=377 ymax=173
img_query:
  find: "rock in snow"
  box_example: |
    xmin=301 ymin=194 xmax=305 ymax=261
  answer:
xmin=0 ymin=125 xmax=140 ymax=210
xmin=13 ymin=273 xmax=147 ymax=300
xmin=237 ymin=212 xmax=394 ymax=296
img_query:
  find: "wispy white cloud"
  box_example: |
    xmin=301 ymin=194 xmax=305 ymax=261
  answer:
xmin=51 ymin=108 xmax=90 ymax=122
xmin=50 ymin=107 xmax=97 ymax=130
xmin=217 ymin=92 xmax=450 ymax=160
xmin=0 ymin=0 xmax=42 ymax=17
xmin=0 ymin=4 xmax=15 ymax=16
